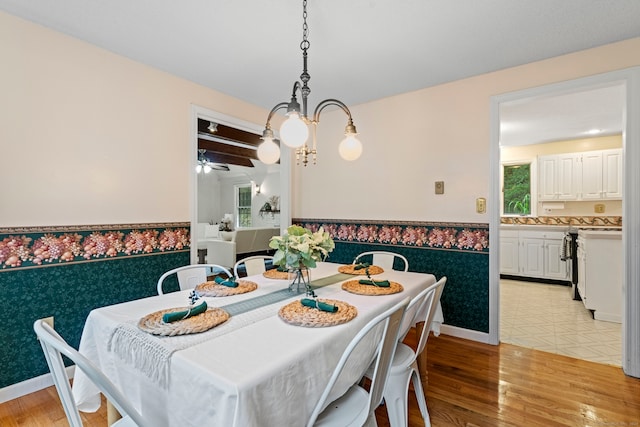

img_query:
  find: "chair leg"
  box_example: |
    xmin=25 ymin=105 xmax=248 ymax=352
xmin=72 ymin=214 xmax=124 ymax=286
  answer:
xmin=383 ymin=369 xmax=412 ymax=427
xmin=410 ymin=364 xmax=431 ymax=427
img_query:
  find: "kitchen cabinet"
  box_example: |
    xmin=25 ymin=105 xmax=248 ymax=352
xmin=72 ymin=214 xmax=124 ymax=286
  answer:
xmin=602 ymin=149 xmax=623 ymax=199
xmin=538 ymin=149 xmax=622 ymax=201
xmin=499 ymin=230 xmax=520 ymax=275
xmin=577 ymin=229 xmax=622 ymax=322
xmin=538 ymin=153 xmax=580 ymax=201
xmin=500 ymin=228 xmax=569 ymax=281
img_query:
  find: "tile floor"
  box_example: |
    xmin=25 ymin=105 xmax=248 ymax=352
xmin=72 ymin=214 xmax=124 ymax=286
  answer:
xmin=500 ymin=278 xmax=622 ymax=366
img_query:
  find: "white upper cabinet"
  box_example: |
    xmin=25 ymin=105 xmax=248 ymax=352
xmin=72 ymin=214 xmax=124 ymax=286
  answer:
xmin=581 ymin=150 xmax=604 ymax=199
xmin=538 ymin=149 xmax=622 ymax=201
xmin=538 ymin=153 xmax=580 ymax=201
xmin=602 ymin=148 xmax=623 ymax=199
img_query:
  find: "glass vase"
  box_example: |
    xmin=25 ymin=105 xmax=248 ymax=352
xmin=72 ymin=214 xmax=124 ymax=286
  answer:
xmin=288 ymin=266 xmax=313 ymax=296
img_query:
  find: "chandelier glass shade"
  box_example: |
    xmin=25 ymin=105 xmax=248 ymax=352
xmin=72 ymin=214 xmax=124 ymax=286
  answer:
xmin=257 ymin=0 xmax=362 ymax=166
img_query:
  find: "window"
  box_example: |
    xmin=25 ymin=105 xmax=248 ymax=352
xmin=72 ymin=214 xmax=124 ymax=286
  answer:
xmin=502 ymin=162 xmax=532 ymax=216
xmin=236 ymin=184 xmax=253 ymax=227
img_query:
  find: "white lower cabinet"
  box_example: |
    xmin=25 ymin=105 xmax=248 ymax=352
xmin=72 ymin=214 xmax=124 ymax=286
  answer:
xmin=577 ymin=230 xmax=622 ymax=323
xmin=500 ymin=228 xmax=569 ymax=281
xmin=499 ymin=230 xmax=520 ymax=275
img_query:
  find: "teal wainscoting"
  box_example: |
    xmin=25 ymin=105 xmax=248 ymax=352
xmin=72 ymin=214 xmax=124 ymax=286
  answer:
xmin=0 ymin=223 xmax=190 ymax=389
xmin=295 ymin=219 xmax=489 ymax=334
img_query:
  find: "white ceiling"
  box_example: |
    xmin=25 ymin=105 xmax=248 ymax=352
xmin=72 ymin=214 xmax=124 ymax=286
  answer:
xmin=2 ymin=0 xmax=638 ymax=144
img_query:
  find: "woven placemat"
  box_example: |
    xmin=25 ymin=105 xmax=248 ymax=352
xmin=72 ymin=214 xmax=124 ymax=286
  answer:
xmin=278 ymin=299 xmax=358 ymax=327
xmin=262 ymin=269 xmax=290 ymax=280
xmin=138 ymin=307 xmax=230 ymax=336
xmin=196 ymin=280 xmax=258 ymax=297
xmin=262 ymin=269 xmax=311 ymax=280
xmin=341 ymin=280 xmax=404 ymax=295
xmin=338 ymin=264 xmax=384 ymax=275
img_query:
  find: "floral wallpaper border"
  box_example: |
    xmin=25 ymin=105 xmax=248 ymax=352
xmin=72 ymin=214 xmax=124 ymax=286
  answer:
xmin=294 ymin=219 xmax=489 ymax=253
xmin=500 ymin=215 xmax=622 ymax=227
xmin=0 ymin=222 xmax=191 ymax=271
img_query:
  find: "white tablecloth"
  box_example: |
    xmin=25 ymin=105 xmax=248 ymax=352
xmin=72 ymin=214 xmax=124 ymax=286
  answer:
xmin=72 ymin=262 xmax=440 ymax=427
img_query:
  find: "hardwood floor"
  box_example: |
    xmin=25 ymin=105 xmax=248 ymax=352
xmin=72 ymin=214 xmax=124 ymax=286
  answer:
xmin=2 ymin=334 xmax=639 ymax=426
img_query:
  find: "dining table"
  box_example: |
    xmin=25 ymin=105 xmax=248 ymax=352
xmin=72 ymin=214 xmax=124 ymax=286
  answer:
xmin=71 ymin=262 xmax=442 ymax=427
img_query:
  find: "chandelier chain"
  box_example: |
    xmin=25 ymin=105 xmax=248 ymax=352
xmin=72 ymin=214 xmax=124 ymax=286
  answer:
xmin=258 ymin=0 xmax=362 ymax=166
xmin=300 ymin=0 xmax=309 ymax=51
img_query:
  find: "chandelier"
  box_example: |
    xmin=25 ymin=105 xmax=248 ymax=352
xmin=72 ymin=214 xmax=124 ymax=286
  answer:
xmin=257 ymin=0 xmax=363 ymax=166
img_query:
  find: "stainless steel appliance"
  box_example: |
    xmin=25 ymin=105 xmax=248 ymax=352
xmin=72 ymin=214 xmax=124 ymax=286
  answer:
xmin=561 ymin=228 xmax=580 ymax=300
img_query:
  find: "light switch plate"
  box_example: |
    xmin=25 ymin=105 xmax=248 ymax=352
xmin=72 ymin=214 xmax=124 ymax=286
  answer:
xmin=594 ymin=203 xmax=605 ymax=214
xmin=435 ymin=181 xmax=444 ymax=194
xmin=476 ymin=197 xmax=487 ymax=213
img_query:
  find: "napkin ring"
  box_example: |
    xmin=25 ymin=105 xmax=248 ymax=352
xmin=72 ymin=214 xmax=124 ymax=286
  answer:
xmin=181 ymin=307 xmax=193 ymax=320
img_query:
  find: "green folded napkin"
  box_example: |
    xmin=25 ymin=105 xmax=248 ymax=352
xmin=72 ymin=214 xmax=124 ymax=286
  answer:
xmin=301 ymin=298 xmax=338 ymax=313
xmin=214 ymin=276 xmax=238 ymax=288
xmin=353 ymin=263 xmax=370 ymax=270
xmin=162 ymin=301 xmax=208 ymax=323
xmin=358 ymin=279 xmax=391 ymax=288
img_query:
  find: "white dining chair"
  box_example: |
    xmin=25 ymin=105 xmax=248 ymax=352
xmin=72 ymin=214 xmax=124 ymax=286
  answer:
xmin=353 ymin=251 xmax=409 ymax=272
xmin=369 ymin=276 xmax=447 ymax=427
xmin=306 ymin=297 xmax=410 ymax=427
xmin=33 ymin=319 xmax=148 ymax=427
xmin=156 ymin=264 xmax=232 ymax=295
xmin=233 ymin=255 xmax=275 ymax=278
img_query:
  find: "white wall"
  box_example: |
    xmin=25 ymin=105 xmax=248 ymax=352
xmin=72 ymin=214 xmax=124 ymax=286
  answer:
xmin=197 ymin=172 xmax=222 ymax=224
xmin=292 ymin=38 xmax=640 ymax=223
xmin=0 ymin=11 xmax=268 ymax=227
xmin=2 ymin=9 xmax=640 ymax=230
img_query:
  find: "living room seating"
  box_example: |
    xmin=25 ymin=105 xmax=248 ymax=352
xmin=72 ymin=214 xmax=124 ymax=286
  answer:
xmin=203 ymin=227 xmax=279 ymax=268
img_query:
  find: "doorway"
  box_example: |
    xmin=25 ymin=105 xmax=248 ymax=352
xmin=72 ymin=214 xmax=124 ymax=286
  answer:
xmin=489 ymin=67 xmax=640 ymax=378
xmin=189 ymin=105 xmax=292 ymax=264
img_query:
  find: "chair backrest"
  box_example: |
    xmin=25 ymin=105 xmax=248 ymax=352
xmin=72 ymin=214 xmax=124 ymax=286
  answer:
xmin=233 ymin=255 xmax=274 ymax=278
xmin=156 ymin=264 xmax=232 ymax=295
xmin=33 ymin=319 xmax=147 ymax=427
xmin=306 ymin=297 xmax=410 ymax=427
xmin=353 ymin=251 xmax=409 ymax=272
xmin=410 ymin=277 xmax=447 ymax=359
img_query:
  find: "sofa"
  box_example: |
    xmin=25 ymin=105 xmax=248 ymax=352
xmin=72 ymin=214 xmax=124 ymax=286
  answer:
xmin=202 ymin=227 xmax=280 ymax=268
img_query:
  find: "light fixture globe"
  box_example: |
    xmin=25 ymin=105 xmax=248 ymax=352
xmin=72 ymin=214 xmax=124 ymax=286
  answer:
xmin=279 ymin=112 xmax=309 ymax=148
xmin=257 ymin=138 xmax=281 ymax=164
xmin=261 ymin=0 xmax=362 ymax=166
xmin=338 ymin=133 xmax=363 ymax=161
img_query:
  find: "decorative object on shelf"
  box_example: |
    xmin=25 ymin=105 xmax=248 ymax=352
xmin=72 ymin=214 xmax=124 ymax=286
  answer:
xmin=259 ymin=201 xmax=280 ymax=218
xmin=269 ymin=225 xmax=335 ymax=295
xmin=256 ymin=0 xmax=363 ymax=166
xmin=268 ymin=195 xmax=280 ymax=211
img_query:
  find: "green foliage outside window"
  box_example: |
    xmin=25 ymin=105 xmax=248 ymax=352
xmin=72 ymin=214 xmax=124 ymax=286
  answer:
xmin=238 ymin=186 xmax=252 ymax=227
xmin=503 ymin=164 xmax=531 ymax=215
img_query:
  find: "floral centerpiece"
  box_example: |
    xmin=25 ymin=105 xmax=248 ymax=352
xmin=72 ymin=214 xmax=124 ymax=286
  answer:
xmin=269 ymin=225 xmax=335 ymax=269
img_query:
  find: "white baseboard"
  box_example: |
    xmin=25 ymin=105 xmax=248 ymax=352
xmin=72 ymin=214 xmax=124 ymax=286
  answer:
xmin=594 ymin=311 xmax=622 ymax=323
xmin=439 ymin=324 xmax=494 ymax=344
xmin=0 ymin=366 xmax=75 ymax=404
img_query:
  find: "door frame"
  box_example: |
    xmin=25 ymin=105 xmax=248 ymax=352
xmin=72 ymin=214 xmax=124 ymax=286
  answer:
xmin=489 ymin=67 xmax=640 ymax=377
xmin=189 ymin=104 xmax=292 ymax=263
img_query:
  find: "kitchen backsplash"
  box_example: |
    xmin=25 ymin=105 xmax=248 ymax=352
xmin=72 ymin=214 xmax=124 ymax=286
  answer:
xmin=501 ymin=216 xmax=622 ymax=227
